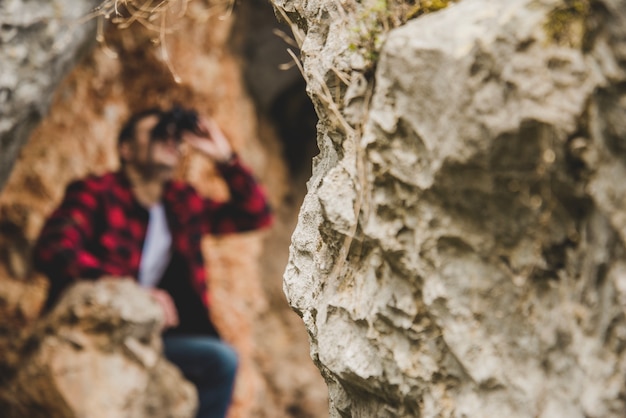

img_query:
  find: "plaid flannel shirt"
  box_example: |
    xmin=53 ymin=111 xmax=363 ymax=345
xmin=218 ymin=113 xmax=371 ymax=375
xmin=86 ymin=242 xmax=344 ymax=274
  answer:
xmin=34 ymin=157 xmax=273 ymax=310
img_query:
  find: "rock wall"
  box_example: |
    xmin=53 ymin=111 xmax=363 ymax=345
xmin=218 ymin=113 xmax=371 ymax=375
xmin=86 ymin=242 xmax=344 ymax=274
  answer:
xmin=0 ymin=1 xmax=326 ymax=417
xmin=275 ymin=0 xmax=626 ymax=416
xmin=0 ymin=0 xmax=100 ymax=192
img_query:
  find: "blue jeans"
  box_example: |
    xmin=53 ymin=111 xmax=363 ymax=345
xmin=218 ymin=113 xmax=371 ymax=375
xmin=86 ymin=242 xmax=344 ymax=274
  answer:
xmin=163 ymin=335 xmax=238 ymax=418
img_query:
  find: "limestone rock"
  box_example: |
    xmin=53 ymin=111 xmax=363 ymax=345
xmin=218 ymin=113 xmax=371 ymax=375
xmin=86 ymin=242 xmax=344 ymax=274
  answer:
xmin=0 ymin=279 xmax=197 ymax=418
xmin=0 ymin=0 xmax=100 ymax=192
xmin=0 ymin=274 xmax=47 ymax=329
xmin=278 ymin=0 xmax=626 ymax=416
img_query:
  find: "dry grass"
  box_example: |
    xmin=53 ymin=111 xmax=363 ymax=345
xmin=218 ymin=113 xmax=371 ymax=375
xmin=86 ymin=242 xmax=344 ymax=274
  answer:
xmin=85 ymin=0 xmax=235 ymax=82
xmin=91 ymin=0 xmax=190 ymax=31
xmin=275 ymin=3 xmax=376 ymax=296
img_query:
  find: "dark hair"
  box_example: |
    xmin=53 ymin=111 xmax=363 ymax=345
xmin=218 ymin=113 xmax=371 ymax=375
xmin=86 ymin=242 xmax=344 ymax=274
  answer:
xmin=117 ymin=107 xmax=164 ymax=146
xmin=151 ymin=104 xmax=203 ymax=143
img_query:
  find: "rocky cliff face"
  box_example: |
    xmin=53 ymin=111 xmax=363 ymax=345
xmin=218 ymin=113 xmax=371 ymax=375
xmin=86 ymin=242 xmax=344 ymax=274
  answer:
xmin=0 ymin=0 xmax=326 ymax=417
xmin=0 ymin=0 xmax=100 ymax=192
xmin=275 ymin=0 xmax=626 ymax=416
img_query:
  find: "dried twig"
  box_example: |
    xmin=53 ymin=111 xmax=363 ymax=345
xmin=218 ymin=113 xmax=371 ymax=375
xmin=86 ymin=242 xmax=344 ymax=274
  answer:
xmin=85 ymin=0 xmax=235 ymax=83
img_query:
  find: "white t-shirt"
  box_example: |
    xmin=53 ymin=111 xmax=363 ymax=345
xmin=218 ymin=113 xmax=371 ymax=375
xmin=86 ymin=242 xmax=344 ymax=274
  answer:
xmin=138 ymin=203 xmax=172 ymax=288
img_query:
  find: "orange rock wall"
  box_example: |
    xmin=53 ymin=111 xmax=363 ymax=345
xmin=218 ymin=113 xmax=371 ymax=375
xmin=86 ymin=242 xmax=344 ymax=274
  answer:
xmin=0 ymin=4 xmax=326 ymax=417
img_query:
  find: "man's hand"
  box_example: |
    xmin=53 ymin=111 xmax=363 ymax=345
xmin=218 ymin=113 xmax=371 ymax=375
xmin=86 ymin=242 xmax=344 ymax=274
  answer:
xmin=183 ymin=117 xmax=234 ymax=164
xmin=149 ymin=288 xmax=179 ymax=329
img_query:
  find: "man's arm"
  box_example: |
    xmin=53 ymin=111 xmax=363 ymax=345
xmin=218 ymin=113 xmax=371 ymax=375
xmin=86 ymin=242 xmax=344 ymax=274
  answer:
xmin=204 ymin=156 xmax=273 ymax=235
xmin=33 ymin=179 xmax=104 ymax=282
xmin=181 ymin=117 xmax=273 ymax=234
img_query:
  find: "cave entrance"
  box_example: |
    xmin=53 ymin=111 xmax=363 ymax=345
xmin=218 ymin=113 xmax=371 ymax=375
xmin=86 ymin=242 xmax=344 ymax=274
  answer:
xmin=230 ymin=0 xmax=318 ymax=187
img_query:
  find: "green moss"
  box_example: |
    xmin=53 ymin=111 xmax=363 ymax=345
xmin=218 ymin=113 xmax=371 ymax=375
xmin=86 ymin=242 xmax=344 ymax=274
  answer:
xmin=406 ymin=0 xmax=456 ymax=20
xmin=544 ymin=0 xmax=590 ymax=48
xmin=349 ymin=0 xmax=389 ymax=69
xmin=349 ymin=0 xmax=459 ymax=71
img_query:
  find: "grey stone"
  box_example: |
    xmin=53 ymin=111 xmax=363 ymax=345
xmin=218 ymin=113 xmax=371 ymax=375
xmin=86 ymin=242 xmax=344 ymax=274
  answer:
xmin=0 ymin=0 xmax=100 ymax=192
xmin=276 ymin=0 xmax=626 ymax=416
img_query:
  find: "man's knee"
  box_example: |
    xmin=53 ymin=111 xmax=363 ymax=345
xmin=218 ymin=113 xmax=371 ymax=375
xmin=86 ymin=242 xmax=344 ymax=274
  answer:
xmin=212 ymin=342 xmax=238 ymax=381
xmin=164 ymin=336 xmax=238 ymax=386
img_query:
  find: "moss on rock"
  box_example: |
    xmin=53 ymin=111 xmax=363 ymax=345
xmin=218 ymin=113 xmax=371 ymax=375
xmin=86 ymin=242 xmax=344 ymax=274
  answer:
xmin=544 ymin=0 xmax=590 ymax=48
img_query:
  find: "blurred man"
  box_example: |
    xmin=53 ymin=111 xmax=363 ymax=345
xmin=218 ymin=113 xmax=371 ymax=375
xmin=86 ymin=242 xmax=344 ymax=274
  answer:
xmin=34 ymin=106 xmax=273 ymax=418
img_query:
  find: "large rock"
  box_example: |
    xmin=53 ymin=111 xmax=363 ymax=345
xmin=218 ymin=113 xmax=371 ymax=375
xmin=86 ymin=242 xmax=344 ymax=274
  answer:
xmin=0 ymin=279 xmax=197 ymax=418
xmin=0 ymin=0 xmax=100 ymax=192
xmin=277 ymin=0 xmax=626 ymax=416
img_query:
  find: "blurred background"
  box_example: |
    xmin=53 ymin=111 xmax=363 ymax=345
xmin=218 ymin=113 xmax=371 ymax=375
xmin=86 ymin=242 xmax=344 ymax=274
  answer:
xmin=0 ymin=0 xmax=327 ymax=416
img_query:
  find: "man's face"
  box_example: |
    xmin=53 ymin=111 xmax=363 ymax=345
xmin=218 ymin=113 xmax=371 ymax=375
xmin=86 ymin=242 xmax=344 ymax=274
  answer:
xmin=122 ymin=115 xmax=182 ymax=179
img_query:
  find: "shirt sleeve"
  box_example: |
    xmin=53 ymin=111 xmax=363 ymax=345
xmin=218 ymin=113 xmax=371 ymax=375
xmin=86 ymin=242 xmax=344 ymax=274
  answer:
xmin=203 ymin=156 xmax=273 ymax=235
xmin=33 ymin=179 xmax=104 ymax=282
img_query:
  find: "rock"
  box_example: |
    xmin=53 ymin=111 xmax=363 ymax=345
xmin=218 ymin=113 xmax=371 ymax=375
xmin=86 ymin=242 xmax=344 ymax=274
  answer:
xmin=0 ymin=279 xmax=197 ymax=418
xmin=0 ymin=274 xmax=48 ymax=375
xmin=0 ymin=273 xmax=47 ymax=329
xmin=277 ymin=0 xmax=626 ymax=416
xmin=0 ymin=0 xmax=101 ymax=192
xmin=0 ymin=220 xmax=49 ymax=381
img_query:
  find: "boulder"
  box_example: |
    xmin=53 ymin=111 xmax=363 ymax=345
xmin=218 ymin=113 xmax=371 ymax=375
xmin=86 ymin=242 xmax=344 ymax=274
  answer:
xmin=0 ymin=279 xmax=197 ymax=418
xmin=276 ymin=0 xmax=626 ymax=416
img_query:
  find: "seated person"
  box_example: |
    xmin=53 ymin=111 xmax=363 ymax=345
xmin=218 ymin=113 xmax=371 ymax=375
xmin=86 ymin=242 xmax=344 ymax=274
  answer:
xmin=33 ymin=106 xmax=273 ymax=418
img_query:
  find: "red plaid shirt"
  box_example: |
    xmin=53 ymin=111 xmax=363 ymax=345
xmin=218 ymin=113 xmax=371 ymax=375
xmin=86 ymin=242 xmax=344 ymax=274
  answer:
xmin=34 ymin=157 xmax=272 ymax=310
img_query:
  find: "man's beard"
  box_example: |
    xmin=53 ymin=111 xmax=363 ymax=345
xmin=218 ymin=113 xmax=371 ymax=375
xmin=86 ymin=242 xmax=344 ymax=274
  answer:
xmin=137 ymin=161 xmax=175 ymax=180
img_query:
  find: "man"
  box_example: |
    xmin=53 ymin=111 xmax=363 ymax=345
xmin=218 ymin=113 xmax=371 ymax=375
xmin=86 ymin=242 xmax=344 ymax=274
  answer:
xmin=33 ymin=106 xmax=273 ymax=418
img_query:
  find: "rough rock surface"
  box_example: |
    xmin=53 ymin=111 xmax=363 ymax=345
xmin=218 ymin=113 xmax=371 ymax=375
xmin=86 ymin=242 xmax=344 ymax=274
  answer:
xmin=275 ymin=0 xmax=626 ymax=416
xmin=0 ymin=0 xmax=100 ymax=192
xmin=0 ymin=279 xmax=197 ymax=418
